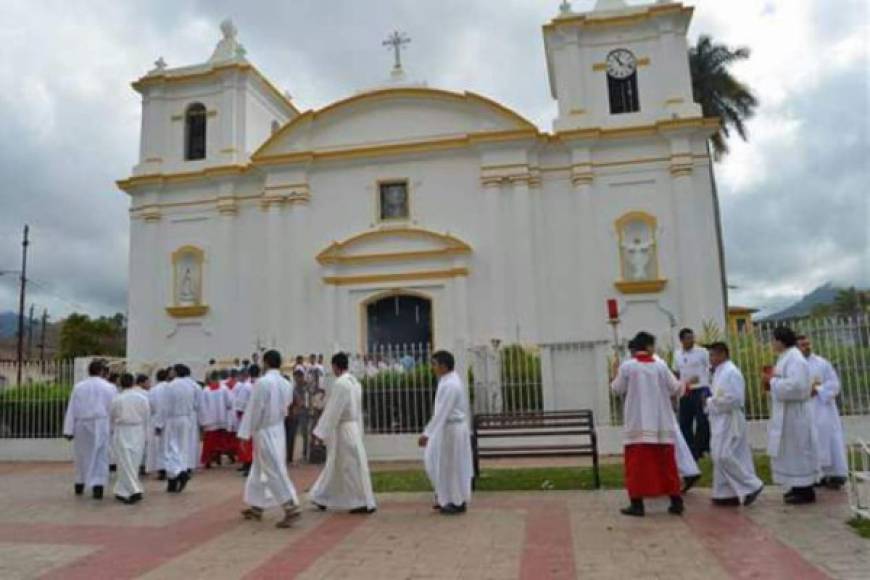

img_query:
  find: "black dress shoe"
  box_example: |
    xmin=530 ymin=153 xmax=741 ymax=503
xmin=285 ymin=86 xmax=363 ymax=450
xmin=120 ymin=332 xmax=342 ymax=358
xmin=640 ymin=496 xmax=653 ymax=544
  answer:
xmin=167 ymin=478 xmax=179 ymax=493
xmin=115 ymin=494 xmax=132 ymax=505
xmin=682 ymin=475 xmax=701 ymax=493
xmin=130 ymin=493 xmax=144 ymax=504
xmin=744 ymin=485 xmax=763 ymax=506
xmin=785 ymin=491 xmax=816 ymax=505
xmin=712 ymin=497 xmax=740 ymax=507
xmin=92 ymin=486 xmax=104 ymax=500
xmin=349 ymin=506 xmax=376 ymax=514
xmin=668 ymin=496 xmax=685 ymax=515
xmin=177 ymin=471 xmax=190 ymax=492
xmin=74 ymin=483 xmax=84 ymax=496
xmin=313 ymin=502 xmax=327 ymax=511
xmin=440 ymin=504 xmax=465 ymax=515
xmin=157 ymin=470 xmax=167 ymax=481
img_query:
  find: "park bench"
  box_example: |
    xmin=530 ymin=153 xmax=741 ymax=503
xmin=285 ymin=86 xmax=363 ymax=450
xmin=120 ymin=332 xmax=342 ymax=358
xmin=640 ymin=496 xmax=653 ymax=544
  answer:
xmin=472 ymin=409 xmax=600 ymax=489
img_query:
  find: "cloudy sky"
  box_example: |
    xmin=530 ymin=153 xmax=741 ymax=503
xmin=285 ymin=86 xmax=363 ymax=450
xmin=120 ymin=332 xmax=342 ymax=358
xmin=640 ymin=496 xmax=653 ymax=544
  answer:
xmin=0 ymin=0 xmax=867 ymax=321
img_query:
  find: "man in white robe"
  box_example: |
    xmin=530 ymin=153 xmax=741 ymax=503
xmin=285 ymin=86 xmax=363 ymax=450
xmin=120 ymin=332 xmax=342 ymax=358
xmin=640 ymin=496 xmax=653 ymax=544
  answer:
xmin=234 ymin=367 xmax=255 ymax=475
xmin=706 ymin=342 xmax=764 ymax=506
xmin=111 ymin=373 xmax=150 ymax=504
xmin=237 ymin=350 xmax=301 ymax=528
xmin=419 ymin=350 xmax=473 ymax=515
xmin=798 ymin=335 xmax=848 ymax=489
xmin=63 ymin=359 xmax=117 ymax=499
xmin=310 ymin=353 xmax=376 ymax=513
xmin=145 ymin=369 xmax=169 ymax=479
xmin=184 ymin=373 xmax=202 ymax=473
xmin=155 ymin=364 xmax=197 ymax=493
xmin=763 ymin=327 xmax=820 ymax=504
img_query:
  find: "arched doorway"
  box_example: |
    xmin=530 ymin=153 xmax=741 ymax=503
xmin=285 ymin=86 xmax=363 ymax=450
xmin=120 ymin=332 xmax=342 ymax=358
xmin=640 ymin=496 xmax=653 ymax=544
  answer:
xmin=365 ymin=293 xmax=432 ymax=351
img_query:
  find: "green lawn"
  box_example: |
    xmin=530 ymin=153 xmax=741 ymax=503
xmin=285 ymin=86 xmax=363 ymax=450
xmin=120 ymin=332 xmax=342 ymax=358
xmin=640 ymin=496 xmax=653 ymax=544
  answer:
xmin=371 ymin=454 xmax=774 ymax=493
xmin=847 ymin=517 xmax=870 ymax=539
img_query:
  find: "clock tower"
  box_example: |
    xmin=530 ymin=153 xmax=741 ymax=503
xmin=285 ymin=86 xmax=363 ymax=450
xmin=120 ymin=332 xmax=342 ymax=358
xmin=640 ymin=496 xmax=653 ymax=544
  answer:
xmin=544 ymin=0 xmax=702 ymax=132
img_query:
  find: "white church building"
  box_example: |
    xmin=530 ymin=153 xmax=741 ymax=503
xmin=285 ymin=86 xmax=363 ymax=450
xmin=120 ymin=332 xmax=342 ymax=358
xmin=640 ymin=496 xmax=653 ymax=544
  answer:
xmin=120 ymin=0 xmax=725 ymax=419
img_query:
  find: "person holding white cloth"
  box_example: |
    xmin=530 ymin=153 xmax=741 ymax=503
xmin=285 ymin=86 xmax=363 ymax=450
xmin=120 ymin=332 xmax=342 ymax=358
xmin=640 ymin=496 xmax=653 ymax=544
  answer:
xmin=237 ymin=350 xmax=301 ymax=529
xmin=110 ymin=373 xmax=150 ymax=504
xmin=310 ymin=352 xmax=377 ymax=514
xmin=706 ymin=342 xmax=764 ymax=507
xmin=418 ymin=350 xmax=473 ymax=516
xmin=63 ymin=359 xmax=117 ymax=500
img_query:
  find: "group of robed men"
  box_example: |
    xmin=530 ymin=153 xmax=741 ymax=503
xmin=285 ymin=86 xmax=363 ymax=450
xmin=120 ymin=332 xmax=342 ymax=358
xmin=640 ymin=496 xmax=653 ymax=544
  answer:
xmin=611 ymin=325 xmax=849 ymax=516
xmin=62 ymin=349 xmax=475 ymax=525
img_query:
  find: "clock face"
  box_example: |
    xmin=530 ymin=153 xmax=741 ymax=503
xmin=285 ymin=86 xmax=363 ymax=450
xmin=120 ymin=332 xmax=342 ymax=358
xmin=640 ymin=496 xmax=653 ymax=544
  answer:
xmin=606 ymin=49 xmax=637 ymax=79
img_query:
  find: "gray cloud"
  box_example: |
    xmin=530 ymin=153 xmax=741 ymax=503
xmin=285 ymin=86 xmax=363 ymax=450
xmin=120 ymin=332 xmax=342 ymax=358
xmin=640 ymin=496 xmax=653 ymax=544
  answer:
xmin=0 ymin=0 xmax=866 ymax=320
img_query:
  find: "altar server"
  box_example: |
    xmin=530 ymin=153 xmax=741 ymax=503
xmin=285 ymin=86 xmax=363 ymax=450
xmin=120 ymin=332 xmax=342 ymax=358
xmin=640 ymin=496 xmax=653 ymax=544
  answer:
xmin=611 ymin=332 xmax=684 ymax=517
xmin=798 ymin=335 xmax=848 ymax=489
xmin=310 ymin=353 xmax=376 ymax=513
xmin=110 ymin=373 xmax=150 ymax=504
xmin=146 ymin=369 xmax=169 ymax=479
xmin=155 ymin=364 xmax=197 ymax=492
xmin=762 ymin=327 xmax=820 ymax=504
xmin=238 ymin=350 xmax=301 ymax=528
xmin=419 ymin=350 xmax=473 ymax=515
xmin=199 ymin=371 xmax=234 ymax=468
xmin=234 ymin=366 xmax=256 ymax=475
xmin=63 ymin=359 xmax=117 ymax=499
xmin=706 ymin=343 xmax=764 ymax=506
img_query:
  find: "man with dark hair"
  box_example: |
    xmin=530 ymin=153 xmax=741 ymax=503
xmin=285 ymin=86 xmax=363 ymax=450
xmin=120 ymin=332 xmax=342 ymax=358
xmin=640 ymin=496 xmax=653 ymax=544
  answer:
xmin=199 ymin=371 xmax=233 ymax=469
xmin=156 ymin=364 xmax=198 ymax=493
xmin=146 ymin=368 xmax=169 ymax=479
xmin=63 ymin=359 xmax=117 ymax=499
xmin=238 ymin=350 xmax=301 ymax=528
xmin=111 ymin=373 xmax=150 ymax=504
xmin=762 ymin=326 xmax=819 ymax=504
xmin=285 ymin=369 xmax=307 ymax=464
xmin=673 ymin=328 xmax=711 ymax=459
xmin=611 ymin=332 xmax=684 ymax=517
xmin=797 ymin=335 xmax=847 ymax=489
xmin=419 ymin=350 xmax=473 ymax=515
xmin=310 ymin=353 xmax=376 ymax=514
xmin=707 ymin=342 xmax=763 ymax=507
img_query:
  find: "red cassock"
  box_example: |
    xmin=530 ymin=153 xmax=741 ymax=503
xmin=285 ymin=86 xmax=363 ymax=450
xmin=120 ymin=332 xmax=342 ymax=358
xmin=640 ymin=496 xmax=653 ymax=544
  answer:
xmin=236 ymin=411 xmax=253 ymax=463
xmin=624 ymin=443 xmax=681 ymax=499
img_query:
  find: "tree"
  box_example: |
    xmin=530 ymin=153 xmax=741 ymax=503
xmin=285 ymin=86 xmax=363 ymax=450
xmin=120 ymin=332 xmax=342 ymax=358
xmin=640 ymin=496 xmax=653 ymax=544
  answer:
xmin=689 ymin=35 xmax=759 ymax=320
xmin=58 ymin=313 xmax=126 ymax=359
xmin=690 ymin=35 xmax=759 ymax=159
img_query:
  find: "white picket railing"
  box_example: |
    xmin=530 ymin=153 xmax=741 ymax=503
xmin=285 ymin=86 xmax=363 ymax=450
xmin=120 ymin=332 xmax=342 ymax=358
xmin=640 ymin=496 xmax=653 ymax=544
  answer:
xmin=0 ymin=359 xmax=76 ymax=439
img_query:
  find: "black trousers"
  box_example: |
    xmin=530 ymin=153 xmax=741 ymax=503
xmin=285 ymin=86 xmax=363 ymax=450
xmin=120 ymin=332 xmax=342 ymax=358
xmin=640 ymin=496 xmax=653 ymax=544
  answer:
xmin=679 ymin=388 xmax=711 ymax=459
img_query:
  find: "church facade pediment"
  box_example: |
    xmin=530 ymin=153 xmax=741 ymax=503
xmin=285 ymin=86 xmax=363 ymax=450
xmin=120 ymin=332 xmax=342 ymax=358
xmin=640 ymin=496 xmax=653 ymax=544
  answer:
xmin=316 ymin=226 xmax=471 ymax=267
xmin=252 ymin=88 xmax=538 ymax=163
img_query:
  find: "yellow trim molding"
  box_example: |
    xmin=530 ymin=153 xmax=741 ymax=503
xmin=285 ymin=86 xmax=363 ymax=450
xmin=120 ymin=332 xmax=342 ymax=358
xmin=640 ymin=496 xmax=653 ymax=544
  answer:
xmin=166 ymin=305 xmax=210 ymax=318
xmin=556 ymin=117 xmax=720 ymax=143
xmin=133 ymin=62 xmax=299 ymax=115
xmin=614 ymin=280 xmax=668 ymax=294
xmin=544 ymin=3 xmax=692 ymax=32
xmin=593 ymin=57 xmax=649 ymax=72
xmin=323 ymin=268 xmax=469 ymax=286
xmin=117 ymin=164 xmax=249 ymax=192
xmin=317 ymin=227 xmax=472 ymax=266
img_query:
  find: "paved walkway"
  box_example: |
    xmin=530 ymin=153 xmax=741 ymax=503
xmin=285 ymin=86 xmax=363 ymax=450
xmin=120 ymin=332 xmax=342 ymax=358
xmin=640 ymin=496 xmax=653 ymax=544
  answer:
xmin=0 ymin=462 xmax=865 ymax=579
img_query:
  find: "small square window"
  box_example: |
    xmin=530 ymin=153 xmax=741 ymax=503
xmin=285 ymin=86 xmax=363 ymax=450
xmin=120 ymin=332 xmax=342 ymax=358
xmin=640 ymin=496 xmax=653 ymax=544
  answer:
xmin=379 ymin=181 xmax=409 ymax=221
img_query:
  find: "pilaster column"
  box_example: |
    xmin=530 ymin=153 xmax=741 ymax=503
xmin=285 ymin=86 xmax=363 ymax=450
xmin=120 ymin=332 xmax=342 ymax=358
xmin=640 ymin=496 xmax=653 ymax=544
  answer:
xmin=571 ymin=157 xmax=599 ymax=335
xmin=483 ymin=178 xmax=507 ymax=340
xmin=216 ymin=186 xmax=238 ymax=356
xmin=669 ymin=137 xmax=703 ymax=326
xmin=285 ymin=197 xmax=308 ymax=353
xmin=262 ymin=195 xmax=286 ymax=351
xmin=511 ymin=176 xmax=538 ymax=342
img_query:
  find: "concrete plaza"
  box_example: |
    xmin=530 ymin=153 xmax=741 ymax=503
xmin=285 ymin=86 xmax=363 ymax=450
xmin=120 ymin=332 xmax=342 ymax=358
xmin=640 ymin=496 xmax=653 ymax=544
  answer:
xmin=0 ymin=462 xmax=865 ymax=579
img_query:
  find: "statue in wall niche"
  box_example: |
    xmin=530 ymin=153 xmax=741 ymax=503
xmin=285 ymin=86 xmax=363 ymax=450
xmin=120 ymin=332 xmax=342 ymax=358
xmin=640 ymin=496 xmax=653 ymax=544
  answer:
xmin=623 ymin=236 xmax=653 ymax=280
xmin=179 ymin=267 xmax=198 ymax=305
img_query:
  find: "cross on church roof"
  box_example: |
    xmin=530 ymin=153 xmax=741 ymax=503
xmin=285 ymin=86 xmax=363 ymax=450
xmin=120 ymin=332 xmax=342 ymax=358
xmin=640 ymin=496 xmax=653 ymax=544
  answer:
xmin=382 ymin=31 xmax=411 ymax=72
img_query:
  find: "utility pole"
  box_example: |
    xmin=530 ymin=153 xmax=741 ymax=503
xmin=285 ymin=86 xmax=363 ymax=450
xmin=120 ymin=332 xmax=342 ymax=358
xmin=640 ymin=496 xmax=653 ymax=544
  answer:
xmin=26 ymin=303 xmax=35 ymax=358
xmin=39 ymin=309 xmax=48 ymax=367
xmin=16 ymin=225 xmax=29 ymax=386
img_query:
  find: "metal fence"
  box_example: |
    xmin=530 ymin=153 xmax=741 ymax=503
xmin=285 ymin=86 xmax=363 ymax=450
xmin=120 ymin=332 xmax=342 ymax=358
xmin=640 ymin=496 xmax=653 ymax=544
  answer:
xmin=467 ymin=343 xmax=544 ymax=415
xmin=0 ymin=359 xmax=75 ymax=438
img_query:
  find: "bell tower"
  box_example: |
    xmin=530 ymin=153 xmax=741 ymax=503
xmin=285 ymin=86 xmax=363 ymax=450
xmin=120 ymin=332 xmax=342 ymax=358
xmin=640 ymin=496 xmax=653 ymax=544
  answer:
xmin=543 ymin=1 xmax=702 ymax=132
xmin=130 ymin=19 xmax=298 ymax=177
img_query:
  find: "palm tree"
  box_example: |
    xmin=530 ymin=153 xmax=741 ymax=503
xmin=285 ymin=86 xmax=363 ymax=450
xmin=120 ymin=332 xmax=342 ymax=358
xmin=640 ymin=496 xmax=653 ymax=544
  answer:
xmin=688 ymin=36 xmax=758 ymax=321
xmin=690 ymin=35 xmax=758 ymax=159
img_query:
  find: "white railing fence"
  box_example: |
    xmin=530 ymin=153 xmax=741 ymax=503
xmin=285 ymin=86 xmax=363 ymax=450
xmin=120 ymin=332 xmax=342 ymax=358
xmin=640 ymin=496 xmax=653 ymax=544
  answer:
xmin=467 ymin=343 xmax=544 ymax=415
xmin=0 ymin=359 xmax=76 ymax=439
xmin=848 ymin=439 xmax=870 ymax=519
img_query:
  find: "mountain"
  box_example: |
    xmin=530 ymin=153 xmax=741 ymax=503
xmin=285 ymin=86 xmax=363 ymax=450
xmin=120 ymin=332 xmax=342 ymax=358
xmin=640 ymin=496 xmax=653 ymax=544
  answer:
xmin=761 ymin=283 xmax=844 ymax=321
xmin=0 ymin=311 xmax=18 ymax=338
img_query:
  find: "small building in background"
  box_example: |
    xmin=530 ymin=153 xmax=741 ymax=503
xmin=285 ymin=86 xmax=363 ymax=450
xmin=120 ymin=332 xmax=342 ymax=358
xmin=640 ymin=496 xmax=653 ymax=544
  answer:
xmin=728 ymin=306 xmax=758 ymax=335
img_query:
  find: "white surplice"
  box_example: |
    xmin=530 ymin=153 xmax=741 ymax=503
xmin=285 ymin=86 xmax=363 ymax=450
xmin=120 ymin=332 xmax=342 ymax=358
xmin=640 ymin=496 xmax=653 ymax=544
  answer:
xmin=145 ymin=381 xmax=167 ymax=473
xmin=156 ymin=377 xmax=198 ymax=478
xmin=111 ymin=389 xmax=150 ymax=499
xmin=199 ymin=383 xmax=232 ymax=431
xmin=310 ymin=372 xmax=376 ymax=510
xmin=807 ymin=354 xmax=848 ymax=479
xmin=768 ymin=347 xmax=820 ymax=488
xmin=707 ymin=360 xmax=763 ymax=499
xmin=611 ymin=358 xmax=683 ymax=445
xmin=63 ymin=376 xmax=117 ymax=488
xmin=674 ymin=418 xmax=701 ymax=477
xmin=424 ymin=371 xmax=474 ymax=508
xmin=238 ymin=369 xmax=299 ymax=509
